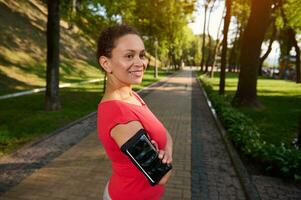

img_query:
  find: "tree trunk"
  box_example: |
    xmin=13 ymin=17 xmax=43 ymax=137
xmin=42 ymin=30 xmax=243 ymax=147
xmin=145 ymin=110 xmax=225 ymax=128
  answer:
xmin=219 ymin=0 xmax=232 ymax=95
xmin=232 ymin=0 xmax=273 ymax=107
xmin=228 ymin=23 xmax=240 ymax=72
xmin=210 ymin=6 xmax=225 ymax=78
xmin=234 ymin=24 xmax=244 ymax=72
xmin=205 ymin=35 xmax=212 ymax=73
xmin=205 ymin=0 xmax=216 ymax=73
xmin=200 ymin=4 xmax=208 ymax=72
xmin=259 ymin=22 xmax=277 ymax=76
xmin=45 ymin=0 xmax=61 ymax=111
xmin=68 ymin=0 xmax=76 ymax=30
xmin=288 ymin=28 xmax=301 ymax=83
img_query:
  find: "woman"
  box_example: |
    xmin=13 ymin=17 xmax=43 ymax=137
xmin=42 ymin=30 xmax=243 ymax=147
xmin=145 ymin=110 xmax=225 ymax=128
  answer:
xmin=97 ymin=24 xmax=173 ymax=200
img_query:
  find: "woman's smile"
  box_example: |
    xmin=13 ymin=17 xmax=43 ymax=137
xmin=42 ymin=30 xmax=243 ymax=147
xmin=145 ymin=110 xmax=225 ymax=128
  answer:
xmin=129 ymin=69 xmax=144 ymax=77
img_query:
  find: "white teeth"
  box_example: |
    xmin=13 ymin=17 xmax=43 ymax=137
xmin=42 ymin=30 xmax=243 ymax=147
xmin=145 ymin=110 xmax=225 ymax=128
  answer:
xmin=129 ymin=71 xmax=143 ymax=76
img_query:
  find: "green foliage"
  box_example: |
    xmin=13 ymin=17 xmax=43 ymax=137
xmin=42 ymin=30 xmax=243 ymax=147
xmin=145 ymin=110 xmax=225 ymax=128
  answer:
xmin=232 ymin=0 xmax=250 ymax=29
xmin=283 ymin=0 xmax=301 ymax=30
xmin=200 ymin=74 xmax=301 ymax=181
xmin=59 ymin=0 xmax=197 ymax=67
xmin=131 ymin=0 xmax=196 ymax=66
xmin=182 ymin=28 xmax=202 ymax=65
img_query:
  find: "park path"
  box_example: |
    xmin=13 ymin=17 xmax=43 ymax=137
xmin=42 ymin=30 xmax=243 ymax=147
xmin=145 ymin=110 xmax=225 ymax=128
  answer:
xmin=1 ymin=68 xmax=300 ymax=199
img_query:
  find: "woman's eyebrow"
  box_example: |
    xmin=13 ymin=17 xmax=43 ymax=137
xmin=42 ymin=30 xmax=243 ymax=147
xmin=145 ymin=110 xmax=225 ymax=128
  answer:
xmin=124 ymin=49 xmax=145 ymax=53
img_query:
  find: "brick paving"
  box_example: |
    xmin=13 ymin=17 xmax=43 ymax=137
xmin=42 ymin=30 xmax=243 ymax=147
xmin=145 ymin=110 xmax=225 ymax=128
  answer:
xmin=1 ymin=68 xmax=301 ymax=200
xmin=252 ymin=175 xmax=301 ymax=200
xmin=190 ymin=71 xmax=245 ymax=200
xmin=0 ymin=112 xmax=97 ymax=196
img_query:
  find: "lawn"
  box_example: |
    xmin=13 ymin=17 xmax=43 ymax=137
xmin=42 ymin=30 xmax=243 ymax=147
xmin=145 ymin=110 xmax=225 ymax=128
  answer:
xmin=0 ymin=67 xmax=172 ymax=157
xmin=200 ymin=72 xmax=301 ymax=146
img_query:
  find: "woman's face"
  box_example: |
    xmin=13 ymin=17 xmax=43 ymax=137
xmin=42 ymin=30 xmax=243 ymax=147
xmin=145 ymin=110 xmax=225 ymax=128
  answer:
xmin=108 ymin=34 xmax=148 ymax=85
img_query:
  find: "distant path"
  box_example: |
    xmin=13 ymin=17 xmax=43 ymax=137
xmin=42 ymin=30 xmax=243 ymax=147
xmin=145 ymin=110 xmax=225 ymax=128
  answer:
xmin=0 ymin=78 xmax=103 ymax=100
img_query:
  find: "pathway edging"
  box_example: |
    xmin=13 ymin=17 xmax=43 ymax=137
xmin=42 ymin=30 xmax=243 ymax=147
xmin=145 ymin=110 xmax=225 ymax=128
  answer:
xmin=195 ymin=75 xmax=261 ymax=200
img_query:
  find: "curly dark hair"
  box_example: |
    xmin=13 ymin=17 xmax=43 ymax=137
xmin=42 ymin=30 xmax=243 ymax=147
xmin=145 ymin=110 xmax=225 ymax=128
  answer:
xmin=96 ymin=24 xmax=141 ymax=61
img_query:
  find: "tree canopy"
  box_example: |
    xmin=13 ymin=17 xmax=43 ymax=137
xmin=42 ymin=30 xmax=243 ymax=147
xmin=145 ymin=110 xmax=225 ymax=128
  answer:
xmin=58 ymin=0 xmax=197 ymax=67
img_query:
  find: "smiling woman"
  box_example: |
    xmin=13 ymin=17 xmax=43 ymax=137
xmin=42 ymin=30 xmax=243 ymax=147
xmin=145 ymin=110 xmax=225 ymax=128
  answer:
xmin=96 ymin=24 xmax=173 ymax=200
xmin=100 ymin=33 xmax=147 ymax=85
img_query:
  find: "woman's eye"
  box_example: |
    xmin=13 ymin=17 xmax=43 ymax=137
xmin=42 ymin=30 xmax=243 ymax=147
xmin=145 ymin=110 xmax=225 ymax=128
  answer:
xmin=140 ymin=54 xmax=145 ymax=59
xmin=126 ymin=54 xmax=134 ymax=59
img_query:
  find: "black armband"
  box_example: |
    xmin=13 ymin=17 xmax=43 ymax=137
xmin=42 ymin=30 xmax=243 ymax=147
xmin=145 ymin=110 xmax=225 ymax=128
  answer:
xmin=120 ymin=129 xmax=172 ymax=186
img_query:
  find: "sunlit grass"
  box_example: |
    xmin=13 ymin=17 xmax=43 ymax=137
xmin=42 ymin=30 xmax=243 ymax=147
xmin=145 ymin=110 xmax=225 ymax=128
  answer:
xmin=0 ymin=55 xmax=102 ymax=95
xmin=202 ymin=72 xmax=301 ymax=145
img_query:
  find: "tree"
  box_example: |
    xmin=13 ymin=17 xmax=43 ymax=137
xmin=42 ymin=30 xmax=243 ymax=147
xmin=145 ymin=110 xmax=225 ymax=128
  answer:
xmin=229 ymin=0 xmax=251 ymax=72
xmin=278 ymin=0 xmax=301 ymax=83
xmin=210 ymin=5 xmax=225 ymax=78
xmin=205 ymin=0 xmax=217 ymax=73
xmin=200 ymin=1 xmax=209 ymax=71
xmin=232 ymin=0 xmax=273 ymax=107
xmin=45 ymin=0 xmax=61 ymax=111
xmin=228 ymin=21 xmax=240 ymax=72
xmin=124 ymin=0 xmax=195 ymax=69
xmin=258 ymin=20 xmax=277 ymax=76
xmin=219 ymin=0 xmax=232 ymax=95
xmin=59 ymin=0 xmax=196 ymax=70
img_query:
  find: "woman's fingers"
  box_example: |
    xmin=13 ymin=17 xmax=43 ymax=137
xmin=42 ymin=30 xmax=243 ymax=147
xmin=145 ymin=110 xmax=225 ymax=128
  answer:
xmin=163 ymin=153 xmax=172 ymax=164
xmin=151 ymin=140 xmax=173 ymax=164
xmin=158 ymin=150 xmax=165 ymax=159
xmin=151 ymin=140 xmax=159 ymax=151
xmin=158 ymin=150 xmax=172 ymax=164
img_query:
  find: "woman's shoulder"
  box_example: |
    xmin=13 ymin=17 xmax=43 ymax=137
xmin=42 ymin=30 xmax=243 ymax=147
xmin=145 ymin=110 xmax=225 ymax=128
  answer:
xmin=98 ymin=100 xmax=129 ymax=113
xmin=97 ymin=100 xmax=140 ymax=128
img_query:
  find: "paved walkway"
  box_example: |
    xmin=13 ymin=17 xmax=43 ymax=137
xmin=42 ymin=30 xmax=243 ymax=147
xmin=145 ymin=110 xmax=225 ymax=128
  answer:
xmin=1 ymin=70 xmax=244 ymax=200
xmin=1 ymin=68 xmax=301 ymax=199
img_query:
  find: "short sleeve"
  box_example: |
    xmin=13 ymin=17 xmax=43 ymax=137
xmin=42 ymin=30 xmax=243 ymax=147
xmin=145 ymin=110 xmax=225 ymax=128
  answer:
xmin=98 ymin=101 xmax=140 ymax=137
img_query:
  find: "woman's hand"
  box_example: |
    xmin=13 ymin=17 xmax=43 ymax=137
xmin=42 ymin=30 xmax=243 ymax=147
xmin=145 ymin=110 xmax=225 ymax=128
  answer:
xmin=151 ymin=132 xmax=173 ymax=185
xmin=158 ymin=170 xmax=172 ymax=185
xmin=151 ymin=143 xmax=172 ymax=185
xmin=151 ymin=131 xmax=173 ymax=164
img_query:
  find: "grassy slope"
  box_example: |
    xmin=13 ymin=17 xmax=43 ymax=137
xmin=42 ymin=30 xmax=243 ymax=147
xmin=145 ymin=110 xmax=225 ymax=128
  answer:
xmin=0 ymin=0 xmax=102 ymax=95
xmin=203 ymin=72 xmax=301 ymax=145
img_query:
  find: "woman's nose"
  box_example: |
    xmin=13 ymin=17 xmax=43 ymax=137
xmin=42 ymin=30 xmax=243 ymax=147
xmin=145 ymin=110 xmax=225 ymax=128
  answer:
xmin=133 ymin=56 xmax=146 ymax=66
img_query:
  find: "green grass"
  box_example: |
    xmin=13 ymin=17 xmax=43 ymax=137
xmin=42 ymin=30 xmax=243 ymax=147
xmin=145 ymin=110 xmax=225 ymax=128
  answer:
xmin=202 ymin=72 xmax=301 ymax=145
xmin=0 ymin=67 xmax=172 ymax=157
xmin=0 ymin=58 xmax=101 ymax=96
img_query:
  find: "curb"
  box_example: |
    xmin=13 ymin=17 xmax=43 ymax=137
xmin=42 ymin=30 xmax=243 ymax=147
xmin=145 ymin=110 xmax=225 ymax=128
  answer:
xmin=195 ymin=74 xmax=261 ymax=200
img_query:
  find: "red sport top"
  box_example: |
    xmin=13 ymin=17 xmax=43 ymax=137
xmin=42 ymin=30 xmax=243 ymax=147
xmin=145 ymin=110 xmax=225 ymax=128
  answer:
xmin=97 ymin=92 xmax=167 ymax=200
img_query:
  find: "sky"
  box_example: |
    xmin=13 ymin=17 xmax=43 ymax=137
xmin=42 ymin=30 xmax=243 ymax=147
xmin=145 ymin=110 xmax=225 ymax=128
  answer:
xmin=188 ymin=0 xmax=225 ymax=39
xmin=188 ymin=0 xmax=280 ymax=67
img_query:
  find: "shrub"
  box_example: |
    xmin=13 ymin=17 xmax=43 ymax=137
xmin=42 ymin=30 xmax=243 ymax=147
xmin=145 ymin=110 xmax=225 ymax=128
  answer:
xmin=200 ymin=76 xmax=301 ymax=181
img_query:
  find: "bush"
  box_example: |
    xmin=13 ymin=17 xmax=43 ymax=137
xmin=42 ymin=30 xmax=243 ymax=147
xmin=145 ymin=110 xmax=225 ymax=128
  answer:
xmin=200 ymin=76 xmax=301 ymax=181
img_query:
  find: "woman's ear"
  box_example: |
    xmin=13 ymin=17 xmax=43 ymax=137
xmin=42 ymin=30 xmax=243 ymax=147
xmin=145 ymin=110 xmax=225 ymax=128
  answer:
xmin=99 ymin=56 xmax=112 ymax=73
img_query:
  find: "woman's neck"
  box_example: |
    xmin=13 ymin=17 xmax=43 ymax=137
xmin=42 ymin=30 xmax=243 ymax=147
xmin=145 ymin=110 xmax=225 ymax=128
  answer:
xmin=104 ymin=80 xmax=133 ymax=101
